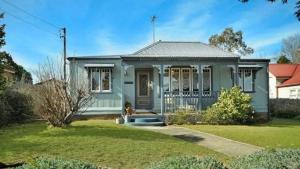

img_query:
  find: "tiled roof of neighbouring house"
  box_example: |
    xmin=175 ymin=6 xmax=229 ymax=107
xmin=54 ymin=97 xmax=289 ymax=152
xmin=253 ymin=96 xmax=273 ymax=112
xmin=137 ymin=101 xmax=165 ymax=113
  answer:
xmin=269 ymin=64 xmax=300 ymax=87
xmin=128 ymin=40 xmax=239 ymax=58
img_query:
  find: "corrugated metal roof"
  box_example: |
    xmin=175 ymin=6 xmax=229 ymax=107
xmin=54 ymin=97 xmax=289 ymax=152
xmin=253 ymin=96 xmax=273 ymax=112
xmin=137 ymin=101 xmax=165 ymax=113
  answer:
xmin=128 ymin=41 xmax=239 ymax=58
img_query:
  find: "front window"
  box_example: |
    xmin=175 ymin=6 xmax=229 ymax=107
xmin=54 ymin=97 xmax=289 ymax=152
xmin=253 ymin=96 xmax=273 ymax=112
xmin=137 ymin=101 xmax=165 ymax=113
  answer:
xmin=163 ymin=67 xmax=211 ymax=96
xmin=239 ymin=69 xmax=254 ymax=92
xmin=89 ymin=68 xmax=112 ymax=92
xmin=290 ymin=89 xmax=297 ymax=99
xmin=203 ymin=68 xmax=211 ymax=96
xmin=171 ymin=68 xmax=180 ymax=92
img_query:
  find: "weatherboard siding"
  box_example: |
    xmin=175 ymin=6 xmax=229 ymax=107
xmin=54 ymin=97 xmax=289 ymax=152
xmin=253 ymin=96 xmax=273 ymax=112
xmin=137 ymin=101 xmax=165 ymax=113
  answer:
xmin=69 ymin=59 xmax=123 ymax=114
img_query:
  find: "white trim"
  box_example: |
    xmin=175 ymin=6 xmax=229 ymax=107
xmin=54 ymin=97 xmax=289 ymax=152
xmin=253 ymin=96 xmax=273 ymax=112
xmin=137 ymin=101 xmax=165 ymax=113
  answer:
xmin=202 ymin=67 xmax=211 ymax=96
xmin=84 ymin=64 xmax=114 ymax=68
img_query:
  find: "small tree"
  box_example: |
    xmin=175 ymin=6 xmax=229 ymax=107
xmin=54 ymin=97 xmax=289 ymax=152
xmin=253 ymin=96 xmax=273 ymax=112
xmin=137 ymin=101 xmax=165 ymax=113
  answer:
xmin=33 ymin=59 xmax=93 ymax=127
xmin=281 ymin=34 xmax=300 ymax=63
xmin=209 ymin=27 xmax=254 ymax=56
xmin=202 ymin=86 xmax=253 ymax=124
xmin=277 ymin=54 xmax=291 ymax=64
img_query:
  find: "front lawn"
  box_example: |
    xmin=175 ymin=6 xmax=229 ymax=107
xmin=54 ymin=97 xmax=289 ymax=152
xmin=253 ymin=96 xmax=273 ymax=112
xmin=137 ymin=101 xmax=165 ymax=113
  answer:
xmin=0 ymin=120 xmax=225 ymax=169
xmin=185 ymin=118 xmax=300 ymax=149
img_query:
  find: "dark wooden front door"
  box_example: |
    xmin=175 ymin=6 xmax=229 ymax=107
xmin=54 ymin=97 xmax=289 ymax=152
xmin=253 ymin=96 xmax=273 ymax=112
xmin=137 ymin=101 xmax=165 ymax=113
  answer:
xmin=135 ymin=70 xmax=153 ymax=109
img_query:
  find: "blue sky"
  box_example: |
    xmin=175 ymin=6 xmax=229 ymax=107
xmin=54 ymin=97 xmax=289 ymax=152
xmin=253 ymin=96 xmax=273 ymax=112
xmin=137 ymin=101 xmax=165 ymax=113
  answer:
xmin=0 ymin=0 xmax=299 ymax=80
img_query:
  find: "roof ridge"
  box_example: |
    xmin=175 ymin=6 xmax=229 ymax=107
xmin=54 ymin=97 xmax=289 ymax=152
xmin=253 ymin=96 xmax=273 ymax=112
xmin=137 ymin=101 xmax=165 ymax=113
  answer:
xmin=133 ymin=40 xmax=162 ymax=55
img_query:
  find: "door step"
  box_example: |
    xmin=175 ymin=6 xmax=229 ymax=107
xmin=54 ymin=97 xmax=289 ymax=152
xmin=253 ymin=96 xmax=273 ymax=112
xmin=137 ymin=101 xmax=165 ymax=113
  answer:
xmin=124 ymin=115 xmax=165 ymax=126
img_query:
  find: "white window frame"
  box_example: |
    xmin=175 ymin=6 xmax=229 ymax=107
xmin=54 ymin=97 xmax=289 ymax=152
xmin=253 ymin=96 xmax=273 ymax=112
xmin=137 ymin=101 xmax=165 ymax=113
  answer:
xmin=89 ymin=68 xmax=112 ymax=93
xmin=202 ymin=67 xmax=212 ymax=96
xmin=239 ymin=69 xmax=254 ymax=92
xmin=101 ymin=68 xmax=112 ymax=92
xmin=289 ymin=89 xmax=297 ymax=99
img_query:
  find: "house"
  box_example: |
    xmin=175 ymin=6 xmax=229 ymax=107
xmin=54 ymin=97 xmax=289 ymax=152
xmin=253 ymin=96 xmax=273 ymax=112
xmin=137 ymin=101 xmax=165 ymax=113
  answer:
xmin=68 ymin=41 xmax=270 ymax=120
xmin=269 ymin=64 xmax=300 ymax=99
xmin=1 ymin=65 xmax=15 ymax=82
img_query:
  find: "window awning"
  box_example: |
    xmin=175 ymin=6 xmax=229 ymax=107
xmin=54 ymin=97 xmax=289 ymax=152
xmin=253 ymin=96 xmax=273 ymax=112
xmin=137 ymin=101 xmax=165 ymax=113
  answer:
xmin=84 ymin=64 xmax=114 ymax=68
xmin=238 ymin=64 xmax=262 ymax=68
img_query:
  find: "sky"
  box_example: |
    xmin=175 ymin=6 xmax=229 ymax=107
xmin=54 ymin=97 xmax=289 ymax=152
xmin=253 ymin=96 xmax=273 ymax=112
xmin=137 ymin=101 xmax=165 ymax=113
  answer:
xmin=0 ymin=0 xmax=299 ymax=82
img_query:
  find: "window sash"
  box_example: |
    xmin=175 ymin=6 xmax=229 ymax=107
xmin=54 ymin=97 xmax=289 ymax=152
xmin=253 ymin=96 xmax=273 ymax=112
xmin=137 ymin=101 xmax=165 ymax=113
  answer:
xmin=89 ymin=68 xmax=112 ymax=92
xmin=239 ymin=69 xmax=254 ymax=92
xmin=163 ymin=67 xmax=211 ymax=96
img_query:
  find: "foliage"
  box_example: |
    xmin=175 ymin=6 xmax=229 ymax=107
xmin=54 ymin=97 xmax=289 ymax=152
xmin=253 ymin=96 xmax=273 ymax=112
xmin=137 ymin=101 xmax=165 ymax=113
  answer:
xmin=209 ymin=27 xmax=254 ymax=56
xmin=229 ymin=149 xmax=300 ymax=169
xmin=148 ymin=156 xmax=225 ymax=169
xmin=0 ymin=95 xmax=11 ymax=127
xmin=276 ymin=54 xmax=291 ymax=63
xmin=0 ymin=13 xmax=32 ymax=90
xmin=16 ymin=156 xmax=101 ymax=169
xmin=239 ymin=0 xmax=300 ymax=21
xmin=294 ymin=115 xmax=300 ymax=120
xmin=202 ymin=86 xmax=253 ymax=124
xmin=33 ymin=59 xmax=93 ymax=127
xmin=281 ymin=34 xmax=300 ymax=63
xmin=0 ymin=120 xmax=223 ymax=169
xmin=0 ymin=88 xmax=33 ymax=127
xmin=125 ymin=101 xmax=132 ymax=108
xmin=167 ymin=110 xmax=201 ymax=125
xmin=270 ymin=99 xmax=300 ymax=118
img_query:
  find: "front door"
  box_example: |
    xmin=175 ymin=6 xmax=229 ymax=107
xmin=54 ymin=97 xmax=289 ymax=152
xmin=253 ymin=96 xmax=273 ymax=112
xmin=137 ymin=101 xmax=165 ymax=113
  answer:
xmin=136 ymin=70 xmax=153 ymax=109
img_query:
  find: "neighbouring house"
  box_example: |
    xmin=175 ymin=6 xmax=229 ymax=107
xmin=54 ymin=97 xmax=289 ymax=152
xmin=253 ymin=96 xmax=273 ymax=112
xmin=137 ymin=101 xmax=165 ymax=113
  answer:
xmin=269 ymin=64 xmax=300 ymax=99
xmin=68 ymin=41 xmax=270 ymax=120
xmin=1 ymin=65 xmax=15 ymax=82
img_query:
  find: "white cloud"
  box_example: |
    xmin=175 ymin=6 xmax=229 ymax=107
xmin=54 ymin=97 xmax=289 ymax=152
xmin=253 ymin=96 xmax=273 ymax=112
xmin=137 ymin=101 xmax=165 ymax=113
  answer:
xmin=248 ymin=23 xmax=300 ymax=50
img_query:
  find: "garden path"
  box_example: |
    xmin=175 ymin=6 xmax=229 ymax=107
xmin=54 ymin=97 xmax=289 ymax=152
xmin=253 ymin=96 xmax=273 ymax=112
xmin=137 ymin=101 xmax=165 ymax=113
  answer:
xmin=134 ymin=126 xmax=263 ymax=157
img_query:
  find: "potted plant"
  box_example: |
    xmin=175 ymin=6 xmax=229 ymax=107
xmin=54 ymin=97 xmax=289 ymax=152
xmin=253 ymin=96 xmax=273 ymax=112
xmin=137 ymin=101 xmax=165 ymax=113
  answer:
xmin=125 ymin=101 xmax=133 ymax=116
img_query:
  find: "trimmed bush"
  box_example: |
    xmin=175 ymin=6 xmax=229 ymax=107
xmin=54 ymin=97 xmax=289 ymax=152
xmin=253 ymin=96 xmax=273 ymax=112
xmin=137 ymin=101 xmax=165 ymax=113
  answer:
xmin=148 ymin=156 xmax=225 ymax=169
xmin=0 ymin=96 xmax=11 ymax=127
xmin=0 ymin=89 xmax=33 ymax=127
xmin=270 ymin=99 xmax=300 ymax=118
xmin=167 ymin=110 xmax=201 ymax=125
xmin=202 ymin=87 xmax=253 ymax=124
xmin=16 ymin=156 xmax=106 ymax=169
xmin=3 ymin=89 xmax=33 ymax=123
xmin=229 ymin=149 xmax=300 ymax=169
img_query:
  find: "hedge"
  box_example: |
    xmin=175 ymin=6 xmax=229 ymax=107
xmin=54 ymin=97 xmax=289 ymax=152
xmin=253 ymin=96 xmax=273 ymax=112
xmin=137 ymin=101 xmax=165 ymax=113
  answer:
xmin=270 ymin=99 xmax=300 ymax=118
xmin=0 ymin=89 xmax=33 ymax=127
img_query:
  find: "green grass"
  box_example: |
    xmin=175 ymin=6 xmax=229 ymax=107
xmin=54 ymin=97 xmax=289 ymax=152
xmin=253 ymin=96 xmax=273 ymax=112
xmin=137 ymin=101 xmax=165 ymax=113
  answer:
xmin=184 ymin=118 xmax=300 ymax=149
xmin=0 ymin=120 xmax=226 ymax=169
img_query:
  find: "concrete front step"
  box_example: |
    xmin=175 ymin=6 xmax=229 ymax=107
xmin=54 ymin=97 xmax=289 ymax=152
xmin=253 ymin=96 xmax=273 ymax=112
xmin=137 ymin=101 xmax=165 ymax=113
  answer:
xmin=124 ymin=114 xmax=165 ymax=126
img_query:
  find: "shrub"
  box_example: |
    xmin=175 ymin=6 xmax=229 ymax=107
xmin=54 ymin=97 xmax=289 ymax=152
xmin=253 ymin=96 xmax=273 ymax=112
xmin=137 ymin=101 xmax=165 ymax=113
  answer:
xmin=167 ymin=110 xmax=201 ymax=125
xmin=148 ymin=156 xmax=225 ymax=169
xmin=294 ymin=115 xmax=300 ymax=121
xmin=229 ymin=149 xmax=300 ymax=169
xmin=0 ymin=95 xmax=11 ymax=127
xmin=0 ymin=89 xmax=33 ymax=127
xmin=3 ymin=89 xmax=33 ymax=123
xmin=270 ymin=99 xmax=300 ymax=118
xmin=202 ymin=86 xmax=253 ymax=124
xmin=16 ymin=156 xmax=106 ymax=169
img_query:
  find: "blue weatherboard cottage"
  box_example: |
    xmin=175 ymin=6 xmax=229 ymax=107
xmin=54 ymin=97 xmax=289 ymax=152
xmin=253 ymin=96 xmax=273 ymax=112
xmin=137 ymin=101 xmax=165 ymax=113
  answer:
xmin=68 ymin=41 xmax=270 ymax=124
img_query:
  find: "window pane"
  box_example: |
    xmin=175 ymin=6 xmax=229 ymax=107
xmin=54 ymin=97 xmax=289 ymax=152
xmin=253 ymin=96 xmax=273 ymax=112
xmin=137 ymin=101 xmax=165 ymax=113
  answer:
xmin=163 ymin=69 xmax=169 ymax=92
xmin=203 ymin=68 xmax=211 ymax=95
xmin=91 ymin=69 xmax=100 ymax=91
xmin=193 ymin=69 xmax=198 ymax=91
xmin=171 ymin=69 xmax=180 ymax=92
xmin=139 ymin=73 xmax=148 ymax=96
xmin=101 ymin=69 xmax=110 ymax=91
xmin=238 ymin=70 xmax=243 ymax=90
xmin=244 ymin=69 xmax=253 ymax=91
xmin=182 ymin=69 xmax=190 ymax=91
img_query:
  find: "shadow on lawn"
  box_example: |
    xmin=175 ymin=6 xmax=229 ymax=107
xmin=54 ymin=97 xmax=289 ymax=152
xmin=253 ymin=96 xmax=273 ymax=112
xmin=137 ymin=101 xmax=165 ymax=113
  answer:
xmin=37 ymin=125 xmax=177 ymax=142
xmin=174 ymin=134 xmax=204 ymax=143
